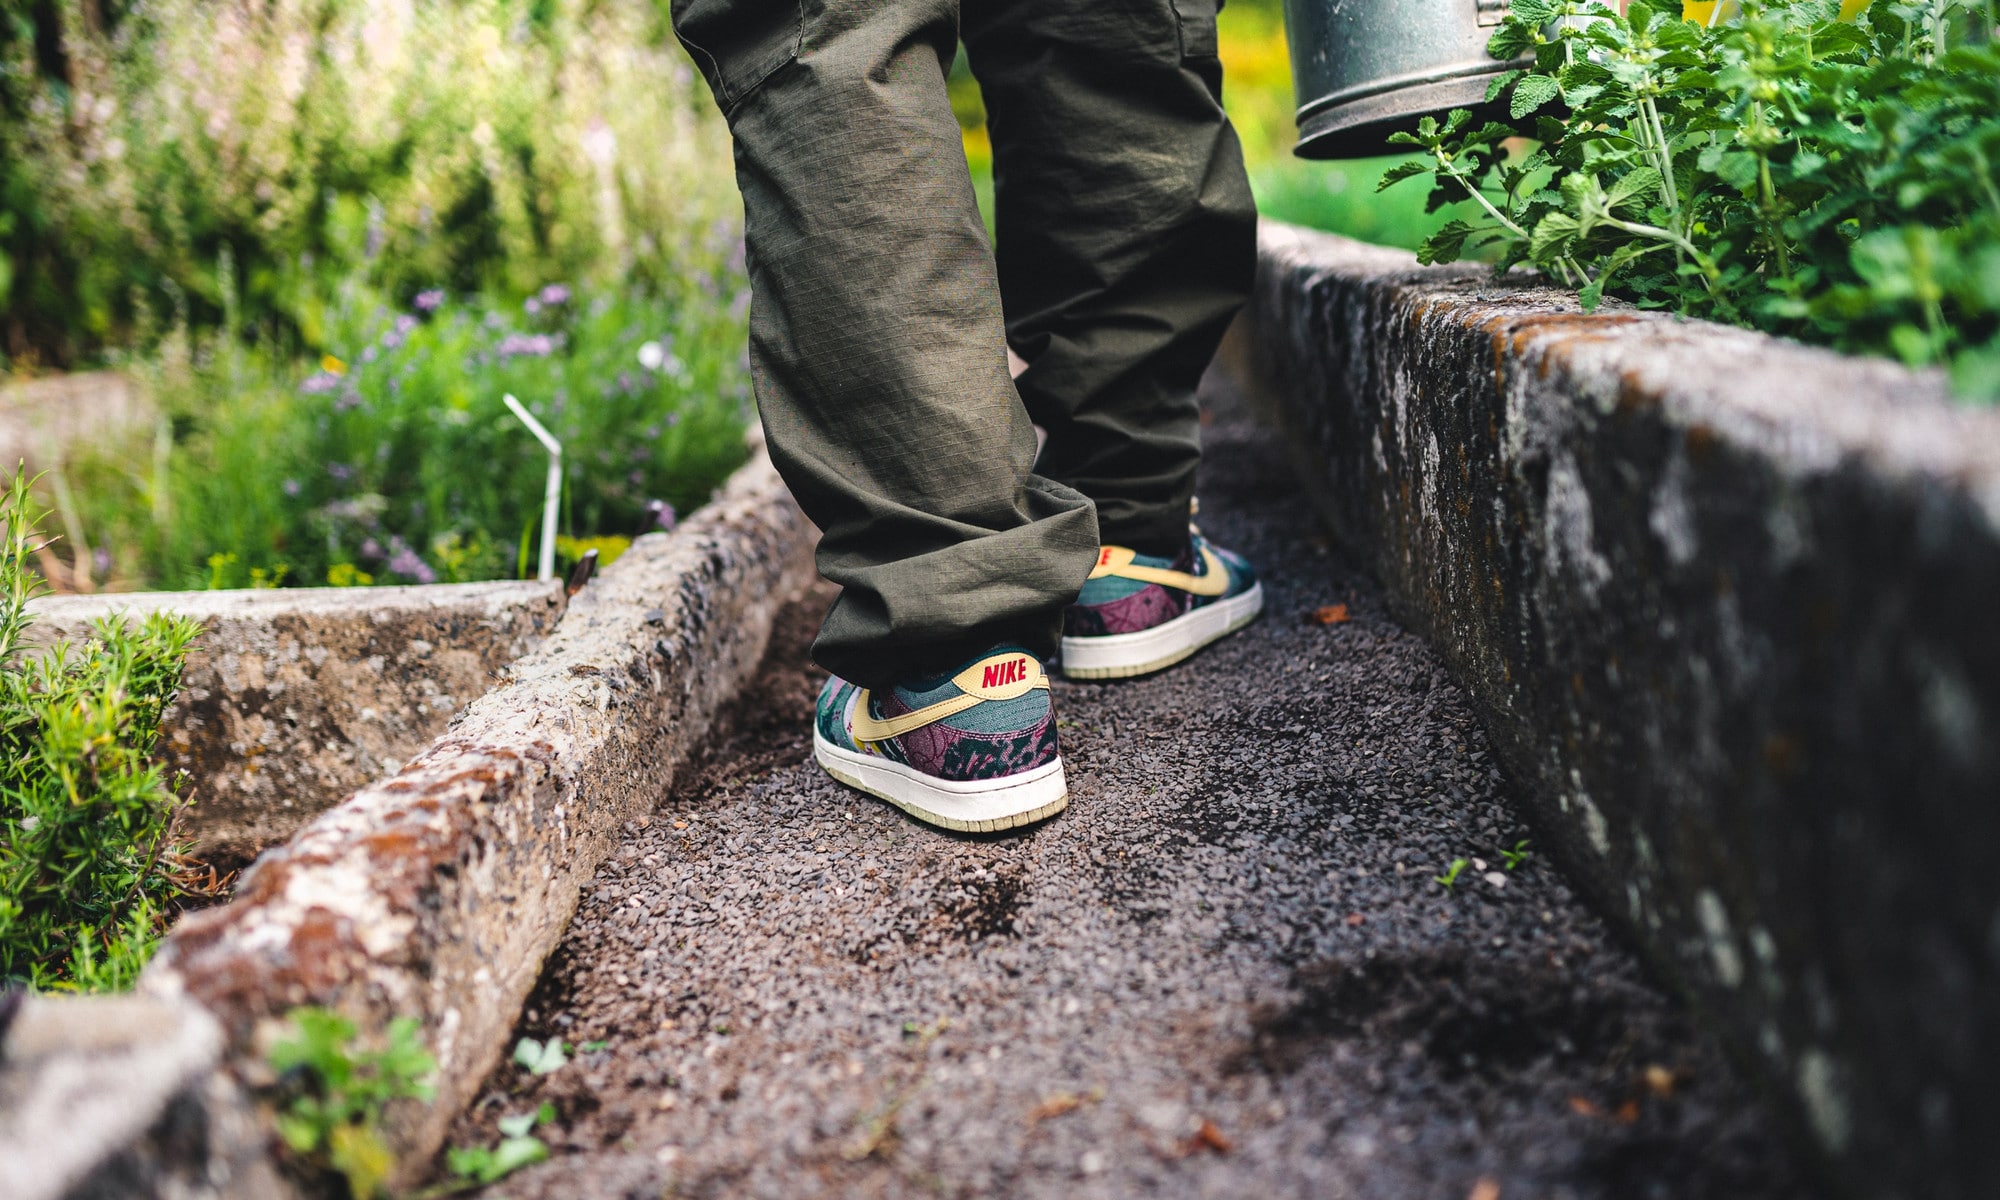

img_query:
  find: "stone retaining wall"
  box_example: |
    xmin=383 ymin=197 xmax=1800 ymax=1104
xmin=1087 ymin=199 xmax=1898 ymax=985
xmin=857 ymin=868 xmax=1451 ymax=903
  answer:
xmin=1213 ymin=222 xmax=2000 ymax=1200
xmin=28 ymin=581 xmax=565 ymax=864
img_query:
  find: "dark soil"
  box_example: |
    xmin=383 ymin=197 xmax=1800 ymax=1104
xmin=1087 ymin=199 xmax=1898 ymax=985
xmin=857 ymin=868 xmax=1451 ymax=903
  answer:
xmin=437 ymin=394 xmax=1813 ymax=1200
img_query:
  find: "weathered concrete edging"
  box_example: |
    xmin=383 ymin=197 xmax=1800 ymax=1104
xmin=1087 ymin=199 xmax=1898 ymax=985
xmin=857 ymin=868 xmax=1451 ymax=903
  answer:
xmin=130 ymin=447 xmax=816 ymax=1189
xmin=1214 ymin=222 xmax=2000 ymax=1200
xmin=28 ymin=581 xmax=566 ymax=864
xmin=0 ymin=992 xmax=284 ymax=1200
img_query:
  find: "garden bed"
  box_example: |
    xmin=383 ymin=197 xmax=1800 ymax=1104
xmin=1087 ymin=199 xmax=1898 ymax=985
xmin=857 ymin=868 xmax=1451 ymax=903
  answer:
xmin=0 ymin=444 xmax=817 ymax=1199
xmin=27 ymin=580 xmax=566 ymax=868
xmin=1214 ymin=220 xmax=2000 ymax=1200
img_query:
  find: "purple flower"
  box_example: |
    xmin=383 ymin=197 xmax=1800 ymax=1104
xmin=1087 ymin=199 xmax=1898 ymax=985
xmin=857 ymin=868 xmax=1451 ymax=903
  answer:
xmin=92 ymin=547 xmax=111 ymax=573
xmin=524 ymin=297 xmax=542 ymax=315
xmin=628 ymin=470 xmax=644 ymax=486
xmin=394 ymin=314 xmax=418 ymax=335
xmin=300 ymin=373 xmax=340 ymax=395
xmin=386 ymin=538 xmax=436 ymax=584
xmin=647 ymin=499 xmax=677 ymax=532
xmin=335 ymin=391 xmax=364 ymax=413
xmin=414 ymin=289 xmax=445 ymax=312
xmin=497 ymin=333 xmax=558 ymax=358
xmin=361 ymin=537 xmax=383 ymax=559
xmin=282 ymin=478 xmax=301 ymax=497
xmin=538 ymin=283 xmax=571 ymax=306
xmin=328 ymin=463 xmax=355 ymax=482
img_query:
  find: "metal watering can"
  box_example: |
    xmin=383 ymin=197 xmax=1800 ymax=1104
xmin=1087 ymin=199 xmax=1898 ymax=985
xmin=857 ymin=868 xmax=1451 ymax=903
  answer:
xmin=1284 ymin=0 xmax=1526 ymax=159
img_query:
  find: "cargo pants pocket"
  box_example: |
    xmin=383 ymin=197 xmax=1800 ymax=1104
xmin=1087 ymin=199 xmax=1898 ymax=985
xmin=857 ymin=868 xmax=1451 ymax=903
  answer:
xmin=671 ymin=0 xmax=805 ymax=114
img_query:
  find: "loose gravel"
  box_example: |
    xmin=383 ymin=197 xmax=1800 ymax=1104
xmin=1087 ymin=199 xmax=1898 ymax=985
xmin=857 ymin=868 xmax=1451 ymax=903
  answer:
xmin=441 ymin=396 xmax=1812 ymax=1200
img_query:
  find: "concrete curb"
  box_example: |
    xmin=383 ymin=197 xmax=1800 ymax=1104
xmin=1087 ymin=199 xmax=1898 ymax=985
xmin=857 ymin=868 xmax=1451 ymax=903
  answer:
xmin=136 ymin=447 xmax=817 ymax=1186
xmin=0 ymin=993 xmax=285 ymax=1200
xmin=1214 ymin=222 xmax=2000 ymax=1200
xmin=28 ymin=581 xmax=565 ymax=864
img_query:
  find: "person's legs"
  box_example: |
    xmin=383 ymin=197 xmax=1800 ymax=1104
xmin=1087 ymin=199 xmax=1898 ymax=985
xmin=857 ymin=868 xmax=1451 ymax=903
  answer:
xmin=672 ymin=0 xmax=1100 ymax=690
xmin=961 ymin=0 xmax=1258 ymax=559
xmin=961 ymin=0 xmax=1263 ymax=679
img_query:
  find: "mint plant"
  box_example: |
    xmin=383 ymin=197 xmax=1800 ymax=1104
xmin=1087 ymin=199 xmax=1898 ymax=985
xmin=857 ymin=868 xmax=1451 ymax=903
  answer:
xmin=0 ymin=471 xmax=201 ymax=989
xmin=1383 ymin=0 xmax=2000 ymax=400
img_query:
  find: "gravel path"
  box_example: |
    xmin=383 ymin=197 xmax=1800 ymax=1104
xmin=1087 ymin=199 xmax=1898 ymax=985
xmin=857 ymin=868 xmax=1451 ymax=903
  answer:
xmin=441 ymin=396 xmax=1810 ymax=1200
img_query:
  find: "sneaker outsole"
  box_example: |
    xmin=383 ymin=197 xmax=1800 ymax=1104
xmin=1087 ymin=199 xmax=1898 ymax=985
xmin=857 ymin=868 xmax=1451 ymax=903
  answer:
xmin=1060 ymin=581 xmax=1264 ymax=680
xmin=812 ymin=733 xmax=1069 ymax=832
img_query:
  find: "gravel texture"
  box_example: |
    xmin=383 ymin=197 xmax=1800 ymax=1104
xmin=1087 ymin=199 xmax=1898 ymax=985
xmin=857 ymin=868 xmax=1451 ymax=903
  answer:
xmin=443 ymin=397 xmax=1810 ymax=1200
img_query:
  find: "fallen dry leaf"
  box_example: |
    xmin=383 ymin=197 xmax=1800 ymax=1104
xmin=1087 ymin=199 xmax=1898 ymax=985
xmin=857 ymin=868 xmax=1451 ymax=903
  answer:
xmin=1179 ymin=1119 xmax=1233 ymax=1156
xmin=1309 ymin=603 xmax=1351 ymax=625
xmin=1568 ymin=1095 xmax=1601 ymax=1118
xmin=1613 ymin=1098 xmax=1640 ymax=1125
xmin=1642 ymin=1064 xmax=1677 ymax=1098
xmin=1345 ymin=912 xmax=1366 ymax=927
xmin=1026 ymin=1093 xmax=1082 ymax=1127
xmin=1469 ymin=1178 xmax=1502 ymax=1200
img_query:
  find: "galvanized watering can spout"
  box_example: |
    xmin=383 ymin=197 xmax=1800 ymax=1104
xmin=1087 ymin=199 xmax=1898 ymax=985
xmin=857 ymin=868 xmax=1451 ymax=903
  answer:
xmin=1284 ymin=0 xmax=1528 ymax=159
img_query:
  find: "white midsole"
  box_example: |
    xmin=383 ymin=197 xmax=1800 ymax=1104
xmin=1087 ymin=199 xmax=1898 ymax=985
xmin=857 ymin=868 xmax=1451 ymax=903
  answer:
xmin=1060 ymin=581 xmax=1264 ymax=676
xmin=812 ymin=733 xmax=1067 ymax=831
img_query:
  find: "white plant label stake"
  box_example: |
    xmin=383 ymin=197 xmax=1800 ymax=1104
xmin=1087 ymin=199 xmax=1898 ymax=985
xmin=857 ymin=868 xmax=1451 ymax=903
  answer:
xmin=503 ymin=393 xmax=562 ymax=582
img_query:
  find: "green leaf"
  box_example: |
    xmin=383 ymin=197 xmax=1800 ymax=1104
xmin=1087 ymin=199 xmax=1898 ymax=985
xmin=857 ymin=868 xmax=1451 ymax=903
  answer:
xmin=1487 ymin=21 xmax=1537 ymax=60
xmin=513 ymin=1036 xmax=569 ymax=1076
xmin=1417 ymin=220 xmax=1478 ymax=266
xmin=1529 ymin=213 xmax=1581 ymax=263
xmin=1512 ymin=0 xmax=1557 ymax=25
xmin=1377 ymin=160 xmax=1430 ymax=192
xmin=1712 ymin=150 xmax=1761 ymax=191
xmin=482 ymin=1136 xmax=550 ymax=1182
xmin=1511 ymin=74 xmax=1562 ymax=119
xmin=498 ymin=1111 xmax=538 ymax=1138
xmin=1607 ymin=167 xmax=1663 ymax=209
xmin=1486 ymin=69 xmax=1526 ymax=103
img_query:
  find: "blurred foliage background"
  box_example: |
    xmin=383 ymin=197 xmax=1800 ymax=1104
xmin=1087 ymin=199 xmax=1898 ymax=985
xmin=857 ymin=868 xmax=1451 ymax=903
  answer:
xmin=950 ymin=0 xmax=1473 ymax=249
xmin=0 ymin=0 xmax=1441 ymax=592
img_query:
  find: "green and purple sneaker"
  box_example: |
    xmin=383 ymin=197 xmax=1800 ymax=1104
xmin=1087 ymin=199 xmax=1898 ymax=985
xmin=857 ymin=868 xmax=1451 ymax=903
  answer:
xmin=812 ymin=646 xmax=1067 ymax=832
xmin=1060 ymin=529 xmax=1262 ymax=679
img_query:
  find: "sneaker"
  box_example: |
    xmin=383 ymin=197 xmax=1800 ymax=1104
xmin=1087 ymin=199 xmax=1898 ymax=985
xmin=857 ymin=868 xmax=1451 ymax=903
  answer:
xmin=812 ymin=646 xmax=1068 ymax=832
xmin=1060 ymin=530 xmax=1262 ymax=679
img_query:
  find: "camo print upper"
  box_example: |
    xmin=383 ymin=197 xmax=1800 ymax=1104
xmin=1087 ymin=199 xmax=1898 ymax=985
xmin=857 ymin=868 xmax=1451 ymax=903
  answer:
xmin=1063 ymin=533 xmax=1256 ymax=638
xmin=815 ymin=649 xmax=1059 ymax=783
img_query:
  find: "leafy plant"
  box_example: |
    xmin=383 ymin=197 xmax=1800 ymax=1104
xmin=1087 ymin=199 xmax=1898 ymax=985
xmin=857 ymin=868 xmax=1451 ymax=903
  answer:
xmin=0 ymin=471 xmax=200 ymax=988
xmin=1435 ymin=858 xmax=1471 ymax=888
xmin=512 ymin=1035 xmax=569 ymax=1076
xmin=0 ymin=0 xmax=739 ymax=368
xmin=1384 ymin=0 xmax=2000 ymax=400
xmin=55 ymin=281 xmax=747 ymax=592
xmin=440 ymin=1102 xmax=555 ymax=1189
xmin=267 ymin=1007 xmax=437 ymax=1200
xmin=1500 ymin=839 xmax=1534 ymax=870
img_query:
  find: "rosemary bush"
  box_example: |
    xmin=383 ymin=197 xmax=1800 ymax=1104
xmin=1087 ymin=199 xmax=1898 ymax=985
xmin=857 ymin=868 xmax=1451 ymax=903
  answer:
xmin=1386 ymin=0 xmax=2000 ymax=400
xmin=0 ymin=473 xmax=199 ymax=988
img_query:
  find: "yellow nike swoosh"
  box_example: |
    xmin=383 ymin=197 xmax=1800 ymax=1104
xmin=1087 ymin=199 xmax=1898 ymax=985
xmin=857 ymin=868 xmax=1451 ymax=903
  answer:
xmin=1089 ymin=543 xmax=1231 ymax=597
xmin=847 ymin=652 xmax=1050 ymax=742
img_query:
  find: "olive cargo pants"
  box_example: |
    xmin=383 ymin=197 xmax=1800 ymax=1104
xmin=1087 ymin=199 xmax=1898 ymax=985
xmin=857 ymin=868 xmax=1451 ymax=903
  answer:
xmin=672 ymin=0 xmax=1257 ymax=687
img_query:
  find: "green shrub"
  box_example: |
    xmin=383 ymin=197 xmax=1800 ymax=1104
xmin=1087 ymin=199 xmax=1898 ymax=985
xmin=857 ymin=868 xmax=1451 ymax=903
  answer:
xmin=0 ymin=0 xmax=737 ymax=367
xmin=1387 ymin=0 xmax=2000 ymax=400
xmin=59 ymin=276 xmax=750 ymax=591
xmin=268 ymin=1007 xmax=437 ymax=1200
xmin=0 ymin=472 xmax=199 ymax=988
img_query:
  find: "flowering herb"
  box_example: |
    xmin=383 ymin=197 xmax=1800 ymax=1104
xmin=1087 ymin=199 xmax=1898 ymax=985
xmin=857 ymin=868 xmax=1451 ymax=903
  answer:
xmin=1384 ymin=0 xmax=2000 ymax=400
